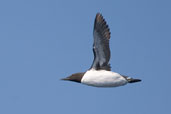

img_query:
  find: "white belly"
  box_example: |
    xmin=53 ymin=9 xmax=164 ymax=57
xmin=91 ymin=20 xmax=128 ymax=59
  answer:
xmin=81 ymin=69 xmax=127 ymax=87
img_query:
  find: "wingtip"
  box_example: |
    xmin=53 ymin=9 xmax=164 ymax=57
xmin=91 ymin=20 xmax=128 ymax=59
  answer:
xmin=94 ymin=13 xmax=111 ymax=40
xmin=96 ymin=12 xmax=102 ymax=17
xmin=95 ymin=13 xmax=103 ymax=22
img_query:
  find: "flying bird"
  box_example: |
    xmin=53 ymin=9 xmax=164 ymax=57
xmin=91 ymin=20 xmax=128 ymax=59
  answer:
xmin=62 ymin=13 xmax=141 ymax=87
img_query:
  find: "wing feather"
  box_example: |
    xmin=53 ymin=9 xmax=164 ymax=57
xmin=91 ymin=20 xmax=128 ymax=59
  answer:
xmin=90 ymin=13 xmax=111 ymax=71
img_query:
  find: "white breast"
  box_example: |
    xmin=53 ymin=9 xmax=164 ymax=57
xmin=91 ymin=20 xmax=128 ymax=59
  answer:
xmin=81 ymin=69 xmax=127 ymax=87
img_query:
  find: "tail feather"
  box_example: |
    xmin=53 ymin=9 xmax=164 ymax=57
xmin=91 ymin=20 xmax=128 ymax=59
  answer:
xmin=123 ymin=76 xmax=141 ymax=83
xmin=127 ymin=78 xmax=141 ymax=83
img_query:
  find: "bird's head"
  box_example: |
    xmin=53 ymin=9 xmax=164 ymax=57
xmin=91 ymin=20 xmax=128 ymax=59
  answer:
xmin=61 ymin=72 xmax=85 ymax=83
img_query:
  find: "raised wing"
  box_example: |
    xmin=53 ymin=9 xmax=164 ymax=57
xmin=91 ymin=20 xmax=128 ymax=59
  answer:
xmin=90 ymin=13 xmax=111 ymax=71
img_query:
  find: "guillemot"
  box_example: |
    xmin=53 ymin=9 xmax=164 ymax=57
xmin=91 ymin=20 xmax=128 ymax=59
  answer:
xmin=62 ymin=13 xmax=141 ymax=87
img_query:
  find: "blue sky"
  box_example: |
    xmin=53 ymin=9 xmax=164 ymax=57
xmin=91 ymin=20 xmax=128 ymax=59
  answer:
xmin=0 ymin=0 xmax=171 ymax=114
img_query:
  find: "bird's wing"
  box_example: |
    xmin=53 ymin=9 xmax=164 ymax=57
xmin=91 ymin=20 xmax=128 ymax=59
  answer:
xmin=90 ymin=13 xmax=111 ymax=71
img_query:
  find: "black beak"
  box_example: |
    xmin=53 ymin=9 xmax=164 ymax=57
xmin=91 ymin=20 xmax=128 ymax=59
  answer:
xmin=61 ymin=77 xmax=70 ymax=81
